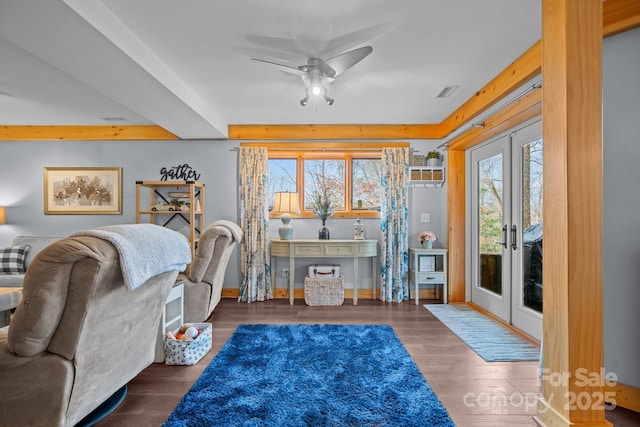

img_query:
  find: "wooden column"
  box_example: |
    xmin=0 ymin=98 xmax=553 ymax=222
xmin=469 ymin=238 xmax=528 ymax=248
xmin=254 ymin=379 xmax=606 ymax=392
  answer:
xmin=446 ymin=148 xmax=466 ymax=302
xmin=537 ymin=0 xmax=610 ymax=426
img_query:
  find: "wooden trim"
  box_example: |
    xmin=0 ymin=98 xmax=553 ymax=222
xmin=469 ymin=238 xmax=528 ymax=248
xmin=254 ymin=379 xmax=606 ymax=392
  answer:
xmin=447 ymin=89 xmax=542 ymax=151
xmin=608 ymin=382 xmax=640 ymax=413
xmin=446 ymin=149 xmax=466 ymax=303
xmin=0 ymin=125 xmax=177 ymax=141
xmin=603 ymin=0 xmax=640 ymax=37
xmin=230 ymin=124 xmax=443 ymax=140
xmin=241 ymin=141 xmax=408 ymax=149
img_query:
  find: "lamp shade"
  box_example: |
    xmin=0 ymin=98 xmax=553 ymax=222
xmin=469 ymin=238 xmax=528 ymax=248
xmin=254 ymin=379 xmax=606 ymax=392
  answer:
xmin=272 ymin=192 xmax=300 ymax=214
xmin=0 ymin=207 xmax=5 ymax=225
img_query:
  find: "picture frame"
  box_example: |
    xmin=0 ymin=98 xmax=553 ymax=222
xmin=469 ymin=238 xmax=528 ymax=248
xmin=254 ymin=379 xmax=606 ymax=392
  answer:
xmin=419 ymin=255 xmax=436 ymax=272
xmin=44 ymin=167 xmax=122 ymax=215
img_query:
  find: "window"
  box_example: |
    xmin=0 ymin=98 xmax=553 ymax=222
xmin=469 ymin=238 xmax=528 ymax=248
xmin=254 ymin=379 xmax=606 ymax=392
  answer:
xmin=267 ymin=150 xmax=382 ymax=218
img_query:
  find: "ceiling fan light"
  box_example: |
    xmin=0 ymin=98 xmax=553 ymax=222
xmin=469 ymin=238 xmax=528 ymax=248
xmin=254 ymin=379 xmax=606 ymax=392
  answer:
xmin=300 ymin=96 xmax=308 ymax=107
xmin=311 ymin=85 xmax=321 ymax=96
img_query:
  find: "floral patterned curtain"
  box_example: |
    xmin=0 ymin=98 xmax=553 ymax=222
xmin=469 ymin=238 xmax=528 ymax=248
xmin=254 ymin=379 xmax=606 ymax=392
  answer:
xmin=379 ymin=147 xmax=409 ymax=302
xmin=238 ymin=146 xmax=272 ymax=303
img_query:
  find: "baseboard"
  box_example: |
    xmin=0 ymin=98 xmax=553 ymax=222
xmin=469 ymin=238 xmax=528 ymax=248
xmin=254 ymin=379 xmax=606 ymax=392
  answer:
xmin=609 ymin=381 xmax=640 ymax=413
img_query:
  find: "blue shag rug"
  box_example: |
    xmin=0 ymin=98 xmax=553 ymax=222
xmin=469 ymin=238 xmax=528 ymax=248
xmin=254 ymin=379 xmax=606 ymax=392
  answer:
xmin=424 ymin=304 xmax=540 ymax=362
xmin=164 ymin=324 xmax=455 ymax=427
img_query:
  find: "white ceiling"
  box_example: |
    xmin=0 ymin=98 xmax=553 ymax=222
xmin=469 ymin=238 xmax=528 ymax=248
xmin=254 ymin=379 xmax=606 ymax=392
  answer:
xmin=0 ymin=0 xmax=541 ymax=139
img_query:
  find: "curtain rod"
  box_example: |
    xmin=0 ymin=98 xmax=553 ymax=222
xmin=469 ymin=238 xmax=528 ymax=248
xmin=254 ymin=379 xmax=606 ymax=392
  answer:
xmin=235 ymin=142 xmax=409 ymax=151
xmin=437 ymin=79 xmax=542 ymax=149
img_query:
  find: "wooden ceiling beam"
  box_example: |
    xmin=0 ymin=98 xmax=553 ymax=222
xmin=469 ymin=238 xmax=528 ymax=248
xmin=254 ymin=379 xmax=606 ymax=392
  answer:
xmin=603 ymin=0 xmax=640 ymax=37
xmin=0 ymin=125 xmax=177 ymax=141
xmin=228 ymin=124 xmax=443 ymax=140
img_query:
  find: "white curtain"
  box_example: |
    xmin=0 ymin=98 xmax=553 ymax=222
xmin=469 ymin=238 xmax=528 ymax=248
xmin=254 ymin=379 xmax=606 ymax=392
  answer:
xmin=238 ymin=146 xmax=272 ymax=303
xmin=379 ymin=147 xmax=409 ymax=302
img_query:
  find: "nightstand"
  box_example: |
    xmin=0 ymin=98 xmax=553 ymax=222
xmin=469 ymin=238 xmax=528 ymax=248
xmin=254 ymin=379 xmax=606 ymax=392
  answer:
xmin=409 ymin=248 xmax=448 ymax=305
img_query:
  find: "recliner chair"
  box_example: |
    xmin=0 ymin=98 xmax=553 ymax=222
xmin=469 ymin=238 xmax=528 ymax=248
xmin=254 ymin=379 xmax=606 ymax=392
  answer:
xmin=0 ymin=232 xmax=184 ymax=426
xmin=181 ymin=220 xmax=242 ymax=322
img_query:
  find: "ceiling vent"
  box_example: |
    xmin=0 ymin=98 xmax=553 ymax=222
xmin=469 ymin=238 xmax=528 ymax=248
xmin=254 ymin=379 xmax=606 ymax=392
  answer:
xmin=101 ymin=117 xmax=128 ymax=122
xmin=436 ymin=85 xmax=459 ymax=99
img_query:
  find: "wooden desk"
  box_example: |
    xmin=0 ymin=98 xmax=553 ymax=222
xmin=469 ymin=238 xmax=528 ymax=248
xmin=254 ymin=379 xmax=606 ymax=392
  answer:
xmin=270 ymin=239 xmax=378 ymax=305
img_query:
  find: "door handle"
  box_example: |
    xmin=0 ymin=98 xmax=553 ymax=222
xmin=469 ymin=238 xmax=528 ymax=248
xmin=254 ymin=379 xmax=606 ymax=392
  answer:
xmin=501 ymin=224 xmax=508 ymax=249
xmin=511 ymin=225 xmax=517 ymax=250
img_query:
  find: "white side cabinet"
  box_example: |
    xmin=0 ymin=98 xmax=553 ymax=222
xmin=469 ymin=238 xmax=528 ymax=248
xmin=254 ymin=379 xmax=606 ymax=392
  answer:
xmin=409 ymin=248 xmax=448 ymax=305
xmin=155 ymin=280 xmax=184 ymax=363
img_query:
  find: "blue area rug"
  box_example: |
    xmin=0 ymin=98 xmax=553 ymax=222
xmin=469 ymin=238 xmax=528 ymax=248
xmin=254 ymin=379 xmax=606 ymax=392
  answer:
xmin=164 ymin=324 xmax=454 ymax=427
xmin=424 ymin=304 xmax=540 ymax=362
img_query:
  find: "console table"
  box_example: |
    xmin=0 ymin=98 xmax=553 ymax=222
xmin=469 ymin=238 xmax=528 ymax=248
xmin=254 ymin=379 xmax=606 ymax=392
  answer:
xmin=270 ymin=239 xmax=378 ymax=305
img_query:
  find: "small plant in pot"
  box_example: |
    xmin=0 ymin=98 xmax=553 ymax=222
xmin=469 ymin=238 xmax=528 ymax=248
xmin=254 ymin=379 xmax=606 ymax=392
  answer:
xmin=426 ymin=150 xmax=442 ymax=166
xmin=311 ymin=186 xmax=334 ymax=240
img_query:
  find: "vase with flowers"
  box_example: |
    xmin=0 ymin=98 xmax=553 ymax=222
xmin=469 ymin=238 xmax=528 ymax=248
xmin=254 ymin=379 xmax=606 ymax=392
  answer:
xmin=418 ymin=231 xmax=436 ymax=249
xmin=311 ymin=186 xmax=334 ymax=240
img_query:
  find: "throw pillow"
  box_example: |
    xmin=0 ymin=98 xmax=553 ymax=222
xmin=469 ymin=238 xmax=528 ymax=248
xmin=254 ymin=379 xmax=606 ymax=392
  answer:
xmin=0 ymin=245 xmax=30 ymax=274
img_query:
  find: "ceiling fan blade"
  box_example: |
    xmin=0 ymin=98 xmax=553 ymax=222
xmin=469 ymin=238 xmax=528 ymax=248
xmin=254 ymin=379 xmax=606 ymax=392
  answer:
xmin=246 ymin=35 xmax=303 ymax=55
xmin=324 ymin=46 xmax=373 ymax=76
xmin=251 ymin=58 xmax=307 ymax=76
xmin=324 ymin=24 xmax=392 ymax=57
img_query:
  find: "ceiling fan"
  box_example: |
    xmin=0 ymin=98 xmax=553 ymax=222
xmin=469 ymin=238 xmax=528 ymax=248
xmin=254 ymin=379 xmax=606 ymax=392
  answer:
xmin=251 ymin=45 xmax=373 ymax=106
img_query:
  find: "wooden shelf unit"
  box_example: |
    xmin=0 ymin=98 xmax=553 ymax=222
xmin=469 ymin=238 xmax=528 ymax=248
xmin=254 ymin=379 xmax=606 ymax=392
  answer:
xmin=135 ymin=181 xmax=205 ymax=258
xmin=409 ymin=166 xmax=445 ymax=187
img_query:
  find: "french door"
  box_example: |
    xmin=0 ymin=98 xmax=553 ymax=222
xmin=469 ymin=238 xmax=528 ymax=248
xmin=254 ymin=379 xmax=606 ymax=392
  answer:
xmin=469 ymin=120 xmax=543 ymax=340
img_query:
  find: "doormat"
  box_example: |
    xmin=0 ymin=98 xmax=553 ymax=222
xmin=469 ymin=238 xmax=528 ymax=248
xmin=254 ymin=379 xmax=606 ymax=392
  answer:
xmin=424 ymin=304 xmax=540 ymax=362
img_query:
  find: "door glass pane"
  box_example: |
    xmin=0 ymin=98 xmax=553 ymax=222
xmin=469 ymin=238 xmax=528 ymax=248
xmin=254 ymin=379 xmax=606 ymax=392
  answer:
xmin=521 ymin=139 xmax=543 ymax=313
xmin=478 ymin=153 xmax=503 ymax=295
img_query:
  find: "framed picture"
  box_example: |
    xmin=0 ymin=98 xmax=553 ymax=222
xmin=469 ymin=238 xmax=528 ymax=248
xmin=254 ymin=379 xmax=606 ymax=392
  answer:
xmin=44 ymin=167 xmax=122 ymax=215
xmin=419 ymin=255 xmax=436 ymax=272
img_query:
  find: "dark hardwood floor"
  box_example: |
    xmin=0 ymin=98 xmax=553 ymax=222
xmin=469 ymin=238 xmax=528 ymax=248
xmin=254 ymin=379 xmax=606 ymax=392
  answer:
xmin=99 ymin=298 xmax=639 ymax=427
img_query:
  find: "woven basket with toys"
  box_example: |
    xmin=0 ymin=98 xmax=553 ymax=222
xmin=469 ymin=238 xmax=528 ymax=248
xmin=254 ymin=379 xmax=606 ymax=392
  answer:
xmin=164 ymin=322 xmax=212 ymax=365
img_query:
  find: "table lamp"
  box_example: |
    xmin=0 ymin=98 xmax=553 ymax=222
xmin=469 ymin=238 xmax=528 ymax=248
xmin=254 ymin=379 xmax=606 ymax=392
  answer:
xmin=272 ymin=192 xmax=300 ymax=240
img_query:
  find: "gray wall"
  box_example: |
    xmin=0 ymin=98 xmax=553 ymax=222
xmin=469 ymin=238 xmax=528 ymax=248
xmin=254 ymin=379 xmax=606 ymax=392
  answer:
xmin=603 ymin=27 xmax=640 ymax=389
xmin=0 ymin=139 xmax=447 ymax=292
xmin=0 ymin=139 xmax=242 ymax=285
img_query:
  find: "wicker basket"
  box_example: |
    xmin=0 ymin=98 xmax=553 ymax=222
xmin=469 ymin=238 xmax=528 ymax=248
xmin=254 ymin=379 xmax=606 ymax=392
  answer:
xmin=304 ymin=276 xmax=344 ymax=306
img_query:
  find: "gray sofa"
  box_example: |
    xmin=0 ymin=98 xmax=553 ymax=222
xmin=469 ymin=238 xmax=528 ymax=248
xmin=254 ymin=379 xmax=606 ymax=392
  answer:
xmin=181 ymin=220 xmax=242 ymax=323
xmin=0 ymin=231 xmax=185 ymax=426
xmin=0 ymin=235 xmax=62 ymax=287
